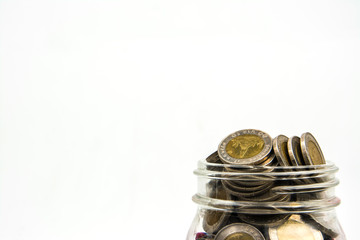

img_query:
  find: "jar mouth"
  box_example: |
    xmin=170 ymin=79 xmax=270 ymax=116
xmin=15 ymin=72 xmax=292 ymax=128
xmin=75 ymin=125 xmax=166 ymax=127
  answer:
xmin=193 ymin=159 xmax=340 ymax=214
xmin=194 ymin=159 xmax=338 ymax=179
xmin=192 ymin=194 xmax=341 ymax=214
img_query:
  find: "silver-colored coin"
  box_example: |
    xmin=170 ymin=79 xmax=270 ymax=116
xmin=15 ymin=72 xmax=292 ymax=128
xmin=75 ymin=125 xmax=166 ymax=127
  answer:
xmin=222 ymin=179 xmax=274 ymax=197
xmin=215 ymin=223 xmax=265 ymax=240
xmin=239 ymin=213 xmax=291 ymax=228
xmin=218 ymin=129 xmax=272 ymax=165
xmin=287 ymin=136 xmax=305 ymax=166
xmin=235 ymin=188 xmax=285 ymax=202
xmin=206 ymin=151 xmax=223 ymax=171
xmin=300 ymin=132 xmax=326 ymax=165
xmin=301 ymin=213 xmax=339 ymax=238
xmin=220 ymin=172 xmax=274 ymax=187
xmin=224 ymin=151 xmax=276 ymax=173
xmin=268 ymin=216 xmax=323 ymax=240
xmin=273 ymin=135 xmax=292 ymax=166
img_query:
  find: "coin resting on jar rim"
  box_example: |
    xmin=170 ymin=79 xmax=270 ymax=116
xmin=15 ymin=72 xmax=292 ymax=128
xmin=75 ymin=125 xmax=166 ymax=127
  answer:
xmin=218 ymin=129 xmax=272 ymax=165
xmin=301 ymin=132 xmax=326 ymax=165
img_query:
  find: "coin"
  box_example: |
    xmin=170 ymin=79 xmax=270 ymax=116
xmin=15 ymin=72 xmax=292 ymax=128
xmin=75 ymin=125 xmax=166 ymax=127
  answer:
xmin=239 ymin=214 xmax=291 ymax=228
xmin=300 ymin=133 xmax=326 ymax=165
xmin=218 ymin=129 xmax=272 ymax=165
xmin=268 ymin=215 xmax=323 ymax=240
xmin=235 ymin=188 xmax=286 ymax=202
xmin=222 ymin=180 xmax=274 ymax=198
xmin=206 ymin=151 xmax=224 ymax=171
xmin=223 ymin=175 xmax=272 ymax=188
xmin=222 ymin=179 xmax=273 ymax=193
xmin=272 ymin=135 xmax=291 ymax=166
xmin=203 ymin=183 xmax=232 ymax=234
xmin=214 ymin=223 xmax=265 ymax=240
xmin=225 ymin=152 xmax=276 ymax=173
xmin=301 ymin=214 xmax=338 ymax=238
xmin=287 ymin=136 xmax=305 ymax=166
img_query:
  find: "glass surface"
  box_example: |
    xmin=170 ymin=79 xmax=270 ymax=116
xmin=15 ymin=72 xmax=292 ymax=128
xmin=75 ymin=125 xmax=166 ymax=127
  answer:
xmin=187 ymin=160 xmax=346 ymax=240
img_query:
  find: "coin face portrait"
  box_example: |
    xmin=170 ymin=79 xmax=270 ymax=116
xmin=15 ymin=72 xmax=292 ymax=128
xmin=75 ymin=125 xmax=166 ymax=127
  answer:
xmin=225 ymin=232 xmax=255 ymax=240
xmin=225 ymin=135 xmax=265 ymax=159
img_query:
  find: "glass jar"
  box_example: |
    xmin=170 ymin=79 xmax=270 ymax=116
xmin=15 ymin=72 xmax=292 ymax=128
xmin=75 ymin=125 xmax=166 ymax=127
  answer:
xmin=187 ymin=159 xmax=346 ymax=240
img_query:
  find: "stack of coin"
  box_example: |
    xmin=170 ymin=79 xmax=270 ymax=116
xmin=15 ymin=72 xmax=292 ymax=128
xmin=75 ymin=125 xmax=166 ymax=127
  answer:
xmin=217 ymin=129 xmax=290 ymax=203
xmin=201 ymin=129 xmax=336 ymax=240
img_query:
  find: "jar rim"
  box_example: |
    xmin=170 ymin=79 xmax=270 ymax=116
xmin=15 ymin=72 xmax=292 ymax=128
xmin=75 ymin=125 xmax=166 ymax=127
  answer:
xmin=194 ymin=159 xmax=338 ymax=178
xmin=193 ymin=159 xmax=341 ymax=213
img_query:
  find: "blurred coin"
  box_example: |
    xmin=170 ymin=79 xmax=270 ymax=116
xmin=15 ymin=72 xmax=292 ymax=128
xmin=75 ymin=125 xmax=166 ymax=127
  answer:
xmin=203 ymin=183 xmax=232 ymax=234
xmin=206 ymin=151 xmax=223 ymax=171
xmin=215 ymin=223 xmax=265 ymax=240
xmin=287 ymin=136 xmax=305 ymax=166
xmin=273 ymin=135 xmax=292 ymax=166
xmin=236 ymin=188 xmax=285 ymax=202
xmin=239 ymin=214 xmax=291 ymax=228
xmin=268 ymin=215 xmax=323 ymax=240
xmin=222 ymin=180 xmax=274 ymax=198
xmin=222 ymin=179 xmax=273 ymax=193
xmin=300 ymin=133 xmax=326 ymax=165
xmin=301 ymin=214 xmax=338 ymax=238
xmin=218 ymin=129 xmax=272 ymax=165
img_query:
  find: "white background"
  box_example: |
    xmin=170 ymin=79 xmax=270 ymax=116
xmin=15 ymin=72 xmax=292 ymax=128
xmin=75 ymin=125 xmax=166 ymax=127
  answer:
xmin=0 ymin=0 xmax=359 ymax=239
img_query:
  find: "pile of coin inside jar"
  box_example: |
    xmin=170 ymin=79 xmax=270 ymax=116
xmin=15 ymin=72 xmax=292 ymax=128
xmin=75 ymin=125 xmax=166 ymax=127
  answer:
xmin=198 ymin=129 xmax=338 ymax=240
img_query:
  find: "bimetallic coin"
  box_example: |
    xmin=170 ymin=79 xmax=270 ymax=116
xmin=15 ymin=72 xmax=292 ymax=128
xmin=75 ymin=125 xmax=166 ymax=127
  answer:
xmin=203 ymin=184 xmax=231 ymax=234
xmin=225 ymin=152 xmax=276 ymax=173
xmin=300 ymin=133 xmax=326 ymax=165
xmin=268 ymin=216 xmax=323 ymax=240
xmin=287 ymin=136 xmax=305 ymax=166
xmin=273 ymin=135 xmax=291 ymax=166
xmin=218 ymin=129 xmax=272 ymax=165
xmin=214 ymin=223 xmax=265 ymax=240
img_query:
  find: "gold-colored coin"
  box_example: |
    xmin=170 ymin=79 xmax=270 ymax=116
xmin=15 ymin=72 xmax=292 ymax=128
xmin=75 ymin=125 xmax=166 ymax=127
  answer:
xmin=218 ymin=129 xmax=272 ymax=165
xmin=226 ymin=135 xmax=265 ymax=159
xmin=215 ymin=223 xmax=265 ymax=240
xmin=268 ymin=215 xmax=323 ymax=240
xmin=273 ymin=135 xmax=291 ymax=166
xmin=300 ymin=133 xmax=326 ymax=165
xmin=203 ymin=183 xmax=231 ymax=234
xmin=287 ymin=136 xmax=305 ymax=166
